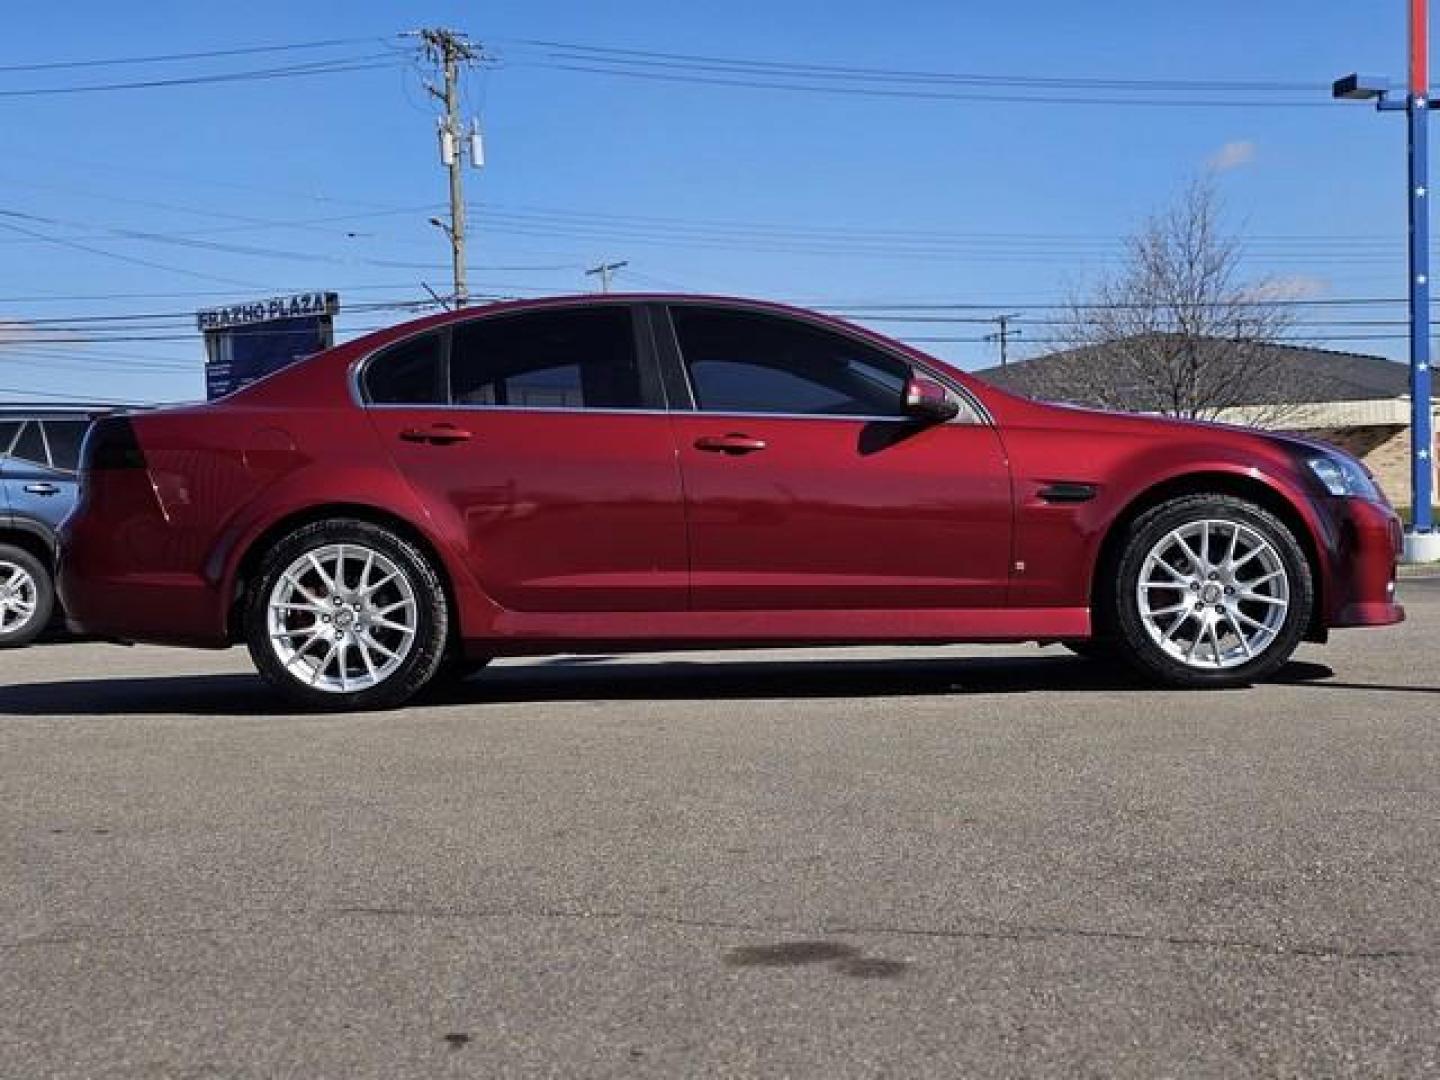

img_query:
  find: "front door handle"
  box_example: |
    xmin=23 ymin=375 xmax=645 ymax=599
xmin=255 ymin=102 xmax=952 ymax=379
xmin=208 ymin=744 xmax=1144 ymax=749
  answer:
xmin=23 ymin=482 xmax=60 ymax=496
xmin=399 ymin=424 xmax=473 ymax=445
xmin=694 ymin=433 xmax=767 ymax=456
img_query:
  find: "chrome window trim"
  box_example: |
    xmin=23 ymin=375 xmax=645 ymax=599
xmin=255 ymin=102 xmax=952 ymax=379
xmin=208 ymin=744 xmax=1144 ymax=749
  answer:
xmin=349 ymin=298 xmax=996 ymax=428
xmin=360 ymin=401 xmax=965 ymax=425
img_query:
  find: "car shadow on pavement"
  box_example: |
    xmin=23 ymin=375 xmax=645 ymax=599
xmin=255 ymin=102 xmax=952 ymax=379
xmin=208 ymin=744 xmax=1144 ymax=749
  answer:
xmin=0 ymin=655 xmax=1358 ymax=718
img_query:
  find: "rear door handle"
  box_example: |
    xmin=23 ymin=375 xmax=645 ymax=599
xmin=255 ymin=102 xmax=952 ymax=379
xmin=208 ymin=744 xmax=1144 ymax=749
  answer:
xmin=694 ymin=433 xmax=767 ymax=455
xmin=23 ymin=482 xmax=60 ymax=496
xmin=399 ymin=424 xmax=473 ymax=445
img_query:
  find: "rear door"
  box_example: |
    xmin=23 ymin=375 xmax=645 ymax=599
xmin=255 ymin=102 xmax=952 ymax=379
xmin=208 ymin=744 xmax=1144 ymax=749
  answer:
xmin=2 ymin=420 xmax=81 ymax=532
xmin=362 ymin=303 xmax=689 ymax=613
xmin=659 ymin=303 xmax=1013 ymax=611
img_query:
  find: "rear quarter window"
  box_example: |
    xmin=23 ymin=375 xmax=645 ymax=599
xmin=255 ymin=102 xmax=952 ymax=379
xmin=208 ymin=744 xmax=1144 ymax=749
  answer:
xmin=364 ymin=332 xmax=445 ymax=405
xmin=43 ymin=420 xmax=88 ymax=472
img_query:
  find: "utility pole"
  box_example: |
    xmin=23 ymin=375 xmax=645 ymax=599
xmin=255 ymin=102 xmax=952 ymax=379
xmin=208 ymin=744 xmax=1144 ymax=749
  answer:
xmin=416 ymin=28 xmax=483 ymax=307
xmin=983 ymin=314 xmax=1021 ymax=367
xmin=586 ymin=260 xmax=628 ymax=293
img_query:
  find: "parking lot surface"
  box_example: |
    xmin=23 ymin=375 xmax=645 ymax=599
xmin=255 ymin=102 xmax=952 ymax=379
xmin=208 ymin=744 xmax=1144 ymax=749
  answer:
xmin=3 ymin=581 xmax=1439 ymax=1078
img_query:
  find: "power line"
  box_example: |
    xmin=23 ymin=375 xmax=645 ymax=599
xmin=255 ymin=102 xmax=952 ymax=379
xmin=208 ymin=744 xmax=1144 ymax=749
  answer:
xmin=0 ymin=53 xmax=403 ymax=98
xmin=0 ymin=37 xmax=382 ymax=74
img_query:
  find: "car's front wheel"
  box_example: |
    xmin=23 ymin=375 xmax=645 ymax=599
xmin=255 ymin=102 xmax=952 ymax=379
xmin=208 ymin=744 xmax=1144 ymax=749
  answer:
xmin=1111 ymin=494 xmax=1313 ymax=687
xmin=0 ymin=544 xmax=53 ymax=649
xmin=245 ymin=519 xmax=449 ymax=710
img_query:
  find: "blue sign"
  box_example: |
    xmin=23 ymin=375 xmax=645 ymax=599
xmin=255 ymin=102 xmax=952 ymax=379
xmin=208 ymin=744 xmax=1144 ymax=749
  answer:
xmin=199 ymin=292 xmax=338 ymax=400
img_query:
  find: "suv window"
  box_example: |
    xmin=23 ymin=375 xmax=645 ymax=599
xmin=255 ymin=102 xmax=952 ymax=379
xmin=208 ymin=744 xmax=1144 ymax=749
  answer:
xmin=450 ymin=307 xmax=643 ymax=410
xmin=670 ymin=306 xmax=909 ymax=417
xmin=0 ymin=422 xmax=18 ymax=456
xmin=43 ymin=420 xmax=88 ymax=473
xmin=9 ymin=422 xmax=48 ymax=467
xmin=364 ymin=331 xmax=445 ymax=405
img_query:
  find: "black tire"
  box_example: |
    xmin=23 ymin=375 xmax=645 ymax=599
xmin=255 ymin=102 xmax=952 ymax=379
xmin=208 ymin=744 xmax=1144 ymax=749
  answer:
xmin=244 ymin=519 xmax=449 ymax=711
xmin=1110 ymin=494 xmax=1313 ymax=688
xmin=0 ymin=544 xmax=54 ymax=649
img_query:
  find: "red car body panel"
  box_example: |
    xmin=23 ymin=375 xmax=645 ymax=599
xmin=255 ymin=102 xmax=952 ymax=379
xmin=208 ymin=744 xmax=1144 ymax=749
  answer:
xmin=58 ymin=294 xmax=1404 ymax=656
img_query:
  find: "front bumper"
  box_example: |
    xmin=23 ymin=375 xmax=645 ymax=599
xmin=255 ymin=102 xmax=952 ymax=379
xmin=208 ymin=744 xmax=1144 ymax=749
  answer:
xmin=1326 ymin=498 xmax=1405 ymax=628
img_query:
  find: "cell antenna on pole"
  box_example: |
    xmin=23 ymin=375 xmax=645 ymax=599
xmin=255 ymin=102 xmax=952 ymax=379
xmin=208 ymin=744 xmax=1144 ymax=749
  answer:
xmin=411 ymin=28 xmax=486 ymax=308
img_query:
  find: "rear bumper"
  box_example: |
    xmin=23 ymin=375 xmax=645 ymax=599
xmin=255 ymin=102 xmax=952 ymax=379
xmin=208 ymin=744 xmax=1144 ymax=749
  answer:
xmin=57 ymin=515 xmax=229 ymax=647
xmin=1325 ymin=498 xmax=1404 ymax=629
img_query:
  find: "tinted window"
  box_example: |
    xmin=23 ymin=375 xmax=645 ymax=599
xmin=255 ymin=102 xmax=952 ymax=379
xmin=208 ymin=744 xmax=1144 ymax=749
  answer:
xmin=671 ymin=307 xmax=908 ymax=416
xmin=43 ymin=420 xmax=88 ymax=472
xmin=365 ymin=332 xmax=444 ymax=404
xmin=9 ymin=422 xmax=47 ymax=467
xmin=0 ymin=422 xmax=18 ymax=456
xmin=450 ymin=307 xmax=643 ymax=410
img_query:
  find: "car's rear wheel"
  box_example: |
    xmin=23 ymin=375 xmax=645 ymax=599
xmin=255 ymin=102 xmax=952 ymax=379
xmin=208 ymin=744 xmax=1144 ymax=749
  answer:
xmin=0 ymin=544 xmax=52 ymax=649
xmin=245 ymin=519 xmax=449 ymax=710
xmin=1111 ymin=494 xmax=1313 ymax=687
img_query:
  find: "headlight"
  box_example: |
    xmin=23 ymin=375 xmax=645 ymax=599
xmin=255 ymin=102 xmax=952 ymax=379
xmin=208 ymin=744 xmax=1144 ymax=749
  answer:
xmin=1307 ymin=455 xmax=1380 ymax=499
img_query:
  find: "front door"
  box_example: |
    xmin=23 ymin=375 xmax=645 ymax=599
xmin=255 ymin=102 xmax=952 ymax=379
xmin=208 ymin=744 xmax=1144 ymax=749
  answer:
xmin=361 ymin=304 xmax=688 ymax=613
xmin=659 ymin=304 xmax=1013 ymax=611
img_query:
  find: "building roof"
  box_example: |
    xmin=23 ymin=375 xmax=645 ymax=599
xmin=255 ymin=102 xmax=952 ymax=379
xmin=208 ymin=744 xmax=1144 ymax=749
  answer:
xmin=974 ymin=335 xmax=1410 ymax=409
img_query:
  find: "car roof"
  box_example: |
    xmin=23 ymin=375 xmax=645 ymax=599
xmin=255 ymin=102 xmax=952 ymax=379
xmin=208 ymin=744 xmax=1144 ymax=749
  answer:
xmin=0 ymin=404 xmax=139 ymax=420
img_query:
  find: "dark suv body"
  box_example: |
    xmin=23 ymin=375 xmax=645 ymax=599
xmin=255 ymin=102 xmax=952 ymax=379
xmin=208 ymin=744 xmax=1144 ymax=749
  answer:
xmin=0 ymin=406 xmax=121 ymax=646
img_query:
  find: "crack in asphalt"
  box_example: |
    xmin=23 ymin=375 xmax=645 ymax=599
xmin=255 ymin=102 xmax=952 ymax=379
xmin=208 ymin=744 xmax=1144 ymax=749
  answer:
xmin=3 ymin=905 xmax=1428 ymax=963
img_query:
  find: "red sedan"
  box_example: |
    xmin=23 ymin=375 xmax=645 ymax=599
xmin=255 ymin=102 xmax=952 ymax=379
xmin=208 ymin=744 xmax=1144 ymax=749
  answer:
xmin=59 ymin=295 xmax=1404 ymax=709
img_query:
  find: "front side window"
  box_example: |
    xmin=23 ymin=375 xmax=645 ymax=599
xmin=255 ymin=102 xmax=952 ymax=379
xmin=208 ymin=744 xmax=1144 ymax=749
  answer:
xmin=364 ymin=331 xmax=445 ymax=405
xmin=670 ymin=306 xmax=909 ymax=417
xmin=0 ymin=421 xmax=19 ymax=457
xmin=450 ymin=307 xmax=643 ymax=410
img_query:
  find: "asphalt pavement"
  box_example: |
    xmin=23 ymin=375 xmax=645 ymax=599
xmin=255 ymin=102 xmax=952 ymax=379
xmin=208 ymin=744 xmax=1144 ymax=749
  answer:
xmin=3 ymin=582 xmax=1439 ymax=1078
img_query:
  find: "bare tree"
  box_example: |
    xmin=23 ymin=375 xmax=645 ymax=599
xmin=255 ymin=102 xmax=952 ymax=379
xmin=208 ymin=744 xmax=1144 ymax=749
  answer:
xmin=1031 ymin=179 xmax=1312 ymax=427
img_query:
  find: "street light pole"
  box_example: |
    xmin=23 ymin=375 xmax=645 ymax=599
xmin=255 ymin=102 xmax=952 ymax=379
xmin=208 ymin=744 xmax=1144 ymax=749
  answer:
xmin=1334 ymin=0 xmax=1438 ymax=557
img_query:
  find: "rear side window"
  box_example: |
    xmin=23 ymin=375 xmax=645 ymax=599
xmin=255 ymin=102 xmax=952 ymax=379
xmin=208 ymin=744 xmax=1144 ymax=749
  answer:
xmin=450 ymin=307 xmax=644 ymax=410
xmin=364 ymin=331 xmax=445 ymax=404
xmin=9 ymin=422 xmax=48 ymax=467
xmin=669 ymin=306 xmax=909 ymax=417
xmin=43 ymin=420 xmax=88 ymax=473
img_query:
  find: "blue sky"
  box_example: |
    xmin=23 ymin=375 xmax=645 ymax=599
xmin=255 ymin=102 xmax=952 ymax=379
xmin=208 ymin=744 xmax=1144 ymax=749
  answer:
xmin=0 ymin=0 xmax=1424 ymax=403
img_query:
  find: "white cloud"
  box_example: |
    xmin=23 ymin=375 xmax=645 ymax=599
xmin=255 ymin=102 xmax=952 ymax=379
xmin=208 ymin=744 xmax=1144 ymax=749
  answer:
xmin=1208 ymin=140 xmax=1257 ymax=172
xmin=1242 ymin=275 xmax=1330 ymax=302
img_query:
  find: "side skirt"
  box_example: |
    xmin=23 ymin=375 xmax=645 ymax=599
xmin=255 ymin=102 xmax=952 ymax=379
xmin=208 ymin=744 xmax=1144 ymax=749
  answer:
xmin=477 ymin=606 xmax=1091 ymax=654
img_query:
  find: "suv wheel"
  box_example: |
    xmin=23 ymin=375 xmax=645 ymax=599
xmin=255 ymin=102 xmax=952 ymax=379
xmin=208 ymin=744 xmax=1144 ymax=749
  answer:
xmin=245 ymin=519 xmax=449 ymax=710
xmin=1111 ymin=494 xmax=1313 ymax=687
xmin=0 ymin=544 xmax=52 ymax=648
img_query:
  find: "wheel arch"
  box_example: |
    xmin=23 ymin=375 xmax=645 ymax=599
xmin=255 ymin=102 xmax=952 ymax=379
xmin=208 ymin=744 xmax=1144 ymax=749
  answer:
xmin=0 ymin=521 xmax=55 ymax=572
xmin=1089 ymin=471 xmax=1326 ymax=641
xmin=226 ymin=502 xmax=462 ymax=648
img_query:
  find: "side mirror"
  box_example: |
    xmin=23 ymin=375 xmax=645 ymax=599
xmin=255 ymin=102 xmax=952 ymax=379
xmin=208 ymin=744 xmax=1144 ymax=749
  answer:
xmin=903 ymin=374 xmax=960 ymax=423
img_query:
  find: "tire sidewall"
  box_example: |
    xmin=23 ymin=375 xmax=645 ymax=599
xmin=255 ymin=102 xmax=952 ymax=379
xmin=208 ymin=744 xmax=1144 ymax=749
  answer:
xmin=0 ymin=544 xmax=54 ymax=648
xmin=1112 ymin=496 xmax=1313 ymax=686
xmin=245 ymin=519 xmax=448 ymax=710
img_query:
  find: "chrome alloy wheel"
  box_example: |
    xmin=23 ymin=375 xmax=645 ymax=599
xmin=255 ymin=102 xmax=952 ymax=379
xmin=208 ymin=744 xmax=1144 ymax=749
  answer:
xmin=1136 ymin=519 xmax=1290 ymax=670
xmin=0 ymin=560 xmax=38 ymax=634
xmin=266 ymin=543 xmax=418 ymax=693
